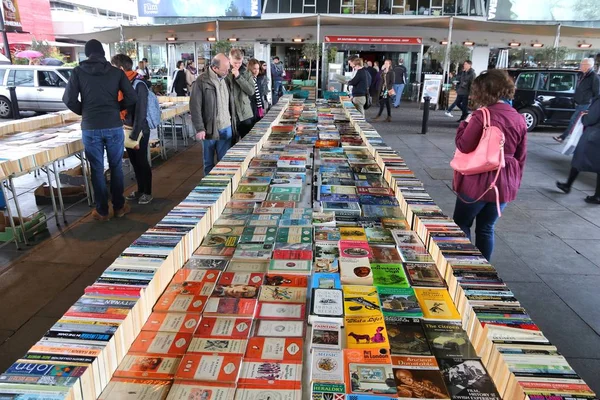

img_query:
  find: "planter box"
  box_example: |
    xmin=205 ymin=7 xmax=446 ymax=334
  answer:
xmin=0 ymin=211 xmax=47 ymax=243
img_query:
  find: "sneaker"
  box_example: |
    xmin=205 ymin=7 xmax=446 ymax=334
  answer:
xmin=444 ymin=111 xmax=453 ymax=117
xmin=138 ymin=194 xmax=153 ymax=205
xmin=556 ymin=181 xmax=571 ymax=194
xmin=384 ymin=116 xmax=391 ymax=122
xmin=114 ymin=203 xmax=131 ymax=218
xmin=92 ymin=209 xmax=109 ymax=221
xmin=584 ymin=195 xmax=600 ymax=204
xmin=126 ymin=191 xmax=141 ymax=201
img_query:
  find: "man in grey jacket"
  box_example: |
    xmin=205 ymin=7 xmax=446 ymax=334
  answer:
xmin=191 ymin=53 xmax=237 ymax=175
xmin=229 ymin=49 xmax=256 ymax=139
xmin=445 ymin=60 xmax=476 ymax=122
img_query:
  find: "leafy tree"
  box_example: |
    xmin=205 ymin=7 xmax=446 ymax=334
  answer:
xmin=225 ymin=1 xmax=240 ymax=16
xmin=212 ymin=40 xmax=232 ymax=56
xmin=115 ymin=41 xmax=137 ymax=60
xmin=327 ymin=46 xmax=338 ymax=63
xmin=533 ymin=46 xmax=568 ymax=67
xmin=302 ymin=42 xmax=320 ymax=80
xmin=426 ymin=45 xmax=472 ymax=73
xmin=29 ymin=37 xmax=65 ymax=62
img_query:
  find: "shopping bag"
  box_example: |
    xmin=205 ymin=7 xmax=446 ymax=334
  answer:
xmin=562 ymin=115 xmax=584 ymax=155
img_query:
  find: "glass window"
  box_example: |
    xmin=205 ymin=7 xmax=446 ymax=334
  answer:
xmin=38 ymin=71 xmax=64 ymax=87
xmin=443 ymin=0 xmax=456 ymax=14
xmin=265 ymin=0 xmax=278 ymax=12
xmin=291 ymin=0 xmax=302 ymax=12
xmin=57 ymin=68 xmax=72 ymax=81
xmin=548 ymin=72 xmax=576 ymax=92
xmin=8 ymin=70 xmax=34 ymax=87
xmin=516 ymin=72 xmax=536 ymax=90
xmin=329 ymin=0 xmax=341 ymax=12
xmin=316 ymin=0 xmax=328 ymax=12
xmin=0 ymin=69 xmax=6 ymax=85
xmin=279 ymin=0 xmax=291 ymax=13
xmin=537 ymin=72 xmax=549 ymax=90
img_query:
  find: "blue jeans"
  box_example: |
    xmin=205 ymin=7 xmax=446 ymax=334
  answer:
xmin=393 ymin=84 xmax=405 ymax=107
xmin=272 ymin=81 xmax=283 ymax=105
xmin=559 ymin=103 xmax=590 ymax=140
xmin=203 ymin=126 xmax=232 ymax=175
xmin=82 ymin=127 xmax=125 ymax=216
xmin=453 ymin=195 xmax=507 ymax=261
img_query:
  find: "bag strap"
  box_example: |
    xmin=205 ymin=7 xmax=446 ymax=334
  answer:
xmin=480 ymin=107 xmax=490 ymax=128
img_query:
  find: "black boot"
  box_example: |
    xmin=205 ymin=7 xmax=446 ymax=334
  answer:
xmin=556 ymin=181 xmax=571 ymax=194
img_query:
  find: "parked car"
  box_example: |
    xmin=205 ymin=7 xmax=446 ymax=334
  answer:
xmin=0 ymin=65 xmax=73 ymax=118
xmin=507 ymin=68 xmax=582 ymax=132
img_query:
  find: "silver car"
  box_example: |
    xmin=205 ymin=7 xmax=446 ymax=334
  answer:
xmin=0 ymin=65 xmax=73 ymax=118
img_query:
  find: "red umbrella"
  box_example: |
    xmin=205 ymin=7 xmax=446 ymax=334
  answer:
xmin=15 ymin=50 xmax=43 ymax=59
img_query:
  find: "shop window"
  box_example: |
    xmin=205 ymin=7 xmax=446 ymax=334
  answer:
xmin=329 ymin=0 xmax=341 ymax=12
xmin=515 ymin=72 xmax=536 ymax=90
xmin=291 ymin=0 xmax=303 ymax=12
xmin=265 ymin=0 xmax=278 ymax=12
xmin=279 ymin=0 xmax=291 ymax=13
xmin=443 ymin=0 xmax=456 ymax=14
xmin=316 ymin=0 xmax=328 ymax=12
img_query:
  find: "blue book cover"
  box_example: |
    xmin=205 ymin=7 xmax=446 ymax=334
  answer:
xmin=311 ymin=272 xmax=342 ymax=290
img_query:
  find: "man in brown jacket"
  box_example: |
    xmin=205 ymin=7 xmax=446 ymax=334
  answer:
xmin=190 ymin=53 xmax=238 ymax=175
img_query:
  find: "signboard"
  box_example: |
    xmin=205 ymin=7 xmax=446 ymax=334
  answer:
xmin=138 ymin=0 xmax=261 ymax=17
xmin=421 ymin=74 xmax=443 ymax=105
xmin=324 ymin=36 xmax=422 ymax=45
xmin=2 ymin=0 xmax=22 ymax=32
xmin=488 ymin=0 xmax=599 ymax=21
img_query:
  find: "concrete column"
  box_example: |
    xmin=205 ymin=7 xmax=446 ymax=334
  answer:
xmin=471 ymin=45 xmax=490 ymax=76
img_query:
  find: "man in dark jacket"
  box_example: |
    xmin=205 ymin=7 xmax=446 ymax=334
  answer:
xmin=555 ymin=58 xmax=600 ymax=142
xmin=392 ymin=59 xmax=407 ymax=108
xmin=271 ymin=56 xmax=285 ymax=105
xmin=445 ymin=60 xmax=476 ymax=122
xmin=229 ymin=49 xmax=255 ymax=139
xmin=190 ymin=53 xmax=237 ymax=175
xmin=63 ymin=39 xmax=137 ymax=221
xmin=348 ymin=58 xmax=371 ymax=115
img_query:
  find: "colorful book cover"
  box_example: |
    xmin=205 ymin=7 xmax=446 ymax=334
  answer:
xmin=268 ymin=259 xmax=312 ymax=275
xmin=344 ymin=349 xmax=397 ymax=396
xmin=422 ymin=322 xmax=479 ymax=359
xmin=166 ymin=382 xmax=237 ymax=399
xmin=311 ymin=322 xmax=342 ymax=350
xmin=340 ymin=227 xmax=368 ymax=242
xmin=339 ymin=257 xmax=373 ymax=286
xmin=384 ymin=316 xmax=432 ymax=357
xmin=312 ymin=349 xmax=345 ymax=384
xmin=263 ymin=274 xmax=308 ymax=287
xmin=226 ymin=260 xmax=270 ymax=273
xmin=276 ymin=227 xmax=313 ymax=244
xmin=259 ymin=286 xmax=307 ymax=303
xmin=114 ymin=354 xmax=181 ymax=380
xmin=218 ymin=272 xmax=265 ymax=287
xmin=377 ymin=286 xmax=423 ymax=318
xmin=240 ymin=226 xmax=278 ymax=245
xmin=311 ymin=382 xmax=346 ymax=400
xmin=195 ymin=317 xmax=252 ymax=339
xmin=339 ymin=241 xmax=372 ymax=259
xmin=245 ymin=337 xmax=303 ymax=362
xmin=187 ymin=337 xmax=248 ymax=355
xmin=203 ymin=297 xmax=257 ymax=318
xmin=98 ymin=378 xmax=172 ymax=400
xmin=371 ymin=263 xmax=410 ymax=288
xmin=141 ymin=312 xmax=201 ymax=334
xmin=311 ymin=272 xmax=342 ymax=290
xmin=438 ymin=358 xmax=501 ymax=400
xmin=174 ymin=354 xmax=242 ymax=383
xmin=364 ymin=228 xmax=396 ymax=246
xmin=247 ymin=214 xmax=281 ymax=227
xmin=415 ymin=288 xmax=461 ymax=321
xmin=342 ymin=285 xmax=381 ymax=317
xmin=235 ymin=387 xmax=303 ymax=400
xmin=392 ymin=367 xmax=450 ymax=399
xmin=403 ymin=263 xmax=446 ymax=288
xmin=370 ymin=246 xmax=402 ymax=263
xmin=129 ymin=332 xmax=192 ymax=355
xmin=238 ymin=361 xmax=302 ymax=389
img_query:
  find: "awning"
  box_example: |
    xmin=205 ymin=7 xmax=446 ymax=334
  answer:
xmin=11 ymin=40 xmax=84 ymax=47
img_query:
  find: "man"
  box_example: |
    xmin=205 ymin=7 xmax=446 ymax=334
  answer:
xmin=445 ymin=60 xmax=476 ymax=122
xmin=63 ymin=39 xmax=137 ymax=221
xmin=392 ymin=59 xmax=408 ymax=108
xmin=190 ymin=53 xmax=237 ymax=175
xmin=229 ymin=49 xmax=256 ymax=139
xmin=347 ymin=58 xmax=371 ymax=116
xmin=365 ymin=60 xmax=377 ymax=83
xmin=554 ymin=57 xmax=600 ymax=142
xmin=271 ymin=56 xmax=285 ymax=105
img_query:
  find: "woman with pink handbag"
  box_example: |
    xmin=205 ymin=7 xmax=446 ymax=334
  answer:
xmin=452 ymin=69 xmax=528 ymax=260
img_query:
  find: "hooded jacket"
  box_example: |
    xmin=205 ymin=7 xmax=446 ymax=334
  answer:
xmin=229 ymin=64 xmax=255 ymax=123
xmin=63 ymin=55 xmax=137 ymax=130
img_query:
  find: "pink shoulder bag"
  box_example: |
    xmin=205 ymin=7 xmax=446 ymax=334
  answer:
xmin=450 ymin=107 xmax=506 ymax=216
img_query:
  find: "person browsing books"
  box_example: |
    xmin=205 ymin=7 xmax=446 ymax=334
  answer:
xmin=452 ymin=69 xmax=527 ymax=260
xmin=190 ymin=53 xmax=237 ymax=175
xmin=347 ymin=58 xmax=371 ymax=116
xmin=111 ymin=54 xmax=153 ymax=206
xmin=229 ymin=49 xmax=256 ymax=139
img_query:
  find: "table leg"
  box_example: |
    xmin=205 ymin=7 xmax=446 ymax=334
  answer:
xmin=80 ymin=152 xmax=92 ymax=206
xmin=171 ymin=118 xmax=177 ymax=153
xmin=44 ymin=167 xmax=60 ymax=225
xmin=52 ymin=161 xmax=67 ymax=223
xmin=182 ymin=114 xmax=189 ymax=147
xmin=9 ymin=176 xmax=28 ymax=246
xmin=1 ymin=181 xmax=20 ymax=250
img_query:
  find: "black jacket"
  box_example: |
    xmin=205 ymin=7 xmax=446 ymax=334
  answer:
xmin=393 ymin=65 xmax=407 ymax=84
xmin=63 ymin=55 xmax=137 ymax=130
xmin=573 ymin=96 xmax=600 ymax=173
xmin=456 ymin=68 xmax=476 ymax=96
xmin=574 ymin=70 xmax=600 ymax=106
xmin=173 ymin=69 xmax=187 ymax=96
xmin=348 ymin=68 xmax=371 ymax=97
xmin=124 ymin=79 xmax=149 ymax=140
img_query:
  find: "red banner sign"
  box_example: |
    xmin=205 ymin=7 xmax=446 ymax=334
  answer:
xmin=324 ymin=36 xmax=422 ymax=45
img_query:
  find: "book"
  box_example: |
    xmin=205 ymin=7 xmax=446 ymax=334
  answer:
xmin=311 ymin=322 xmax=342 ymax=350
xmin=238 ymin=361 xmax=303 ymax=389
xmin=310 ymin=382 xmax=346 ymax=400
xmin=404 ymin=262 xmax=446 ymax=288
xmin=129 ymin=332 xmax=192 ymax=355
xmin=340 ymin=227 xmax=368 ymax=242
xmin=203 ymin=297 xmax=257 ymax=317
xmin=141 ymin=312 xmax=201 ymax=334
xmin=310 ymin=288 xmax=344 ymax=325
xmin=438 ymin=358 xmax=501 ymax=399
xmin=422 ymin=322 xmax=478 ymax=359
xmin=218 ymin=272 xmax=265 ymax=287
xmin=339 ymin=257 xmax=373 ymax=286
xmin=166 ymin=382 xmax=237 ymax=399
xmin=187 ymin=337 xmax=248 ymax=354
xmin=259 ymin=285 xmax=307 ymax=303
xmin=268 ymin=259 xmax=312 ymax=275
xmin=343 ymin=285 xmax=381 ymax=317
xmin=253 ymin=320 xmax=306 ymax=338
xmin=311 ymin=272 xmax=342 ymax=290
xmin=256 ymin=302 xmax=306 ymax=320
xmin=364 ymin=227 xmax=396 ymax=246
xmin=392 ymin=367 xmax=450 ymax=399
xmin=371 ymin=263 xmax=410 ymax=288
xmin=311 ymin=349 xmax=345 ymax=383
xmin=384 ymin=316 xmax=432 ymax=357
xmin=174 ymin=354 xmax=242 ymax=383
xmin=344 ymin=349 xmax=397 ymax=396
xmin=415 ymin=288 xmax=461 ymax=321
xmin=370 ymin=246 xmax=402 ymax=263
xmin=339 ymin=241 xmax=372 ymax=259
xmin=234 ymin=387 xmax=303 ymax=400
xmin=377 ymin=286 xmax=423 ymax=318
xmin=245 ymin=337 xmax=303 ymax=362
xmin=263 ymin=274 xmax=308 ymax=287
xmin=114 ymin=354 xmax=181 ymax=380
xmin=276 ymin=227 xmax=313 ymax=244
xmin=98 ymin=378 xmax=172 ymax=400
xmin=195 ymin=317 xmax=253 ymax=339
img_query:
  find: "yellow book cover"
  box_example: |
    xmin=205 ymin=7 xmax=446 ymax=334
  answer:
xmin=415 ymin=288 xmax=461 ymax=321
xmin=342 ymin=285 xmax=381 ymax=317
xmin=344 ymin=314 xmax=390 ymax=350
xmin=340 ymin=227 xmax=368 ymax=242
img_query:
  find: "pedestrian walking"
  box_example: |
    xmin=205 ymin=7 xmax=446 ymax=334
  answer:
xmin=271 ymin=56 xmax=285 ymax=105
xmin=445 ymin=60 xmax=476 ymax=122
xmin=229 ymin=49 xmax=256 ymax=139
xmin=392 ymin=59 xmax=407 ymax=108
xmin=172 ymin=61 xmax=187 ymax=96
xmin=142 ymin=58 xmax=151 ymax=80
xmin=452 ymin=69 xmax=527 ymax=260
xmin=372 ymin=59 xmax=395 ymax=122
xmin=190 ymin=53 xmax=237 ymax=175
xmin=111 ymin=54 xmax=153 ymax=205
xmin=556 ymin=95 xmax=600 ymax=204
xmin=258 ymin=61 xmax=270 ymax=111
xmin=185 ymin=60 xmax=198 ymax=93
xmin=347 ymin=58 xmax=370 ymax=115
xmin=62 ymin=39 xmax=137 ymax=221
xmin=553 ymin=58 xmax=600 ymax=143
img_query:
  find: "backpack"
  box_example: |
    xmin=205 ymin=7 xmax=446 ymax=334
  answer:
xmin=133 ymin=79 xmax=161 ymax=130
xmin=450 ymin=107 xmax=506 ymax=215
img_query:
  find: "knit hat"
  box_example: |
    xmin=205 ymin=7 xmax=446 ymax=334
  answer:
xmin=85 ymin=39 xmax=105 ymax=57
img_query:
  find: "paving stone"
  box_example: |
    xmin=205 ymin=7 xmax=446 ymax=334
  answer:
xmin=424 ymin=167 xmax=455 ymax=181
xmin=0 ymin=330 xmax=14 ymax=346
xmin=564 ymin=239 xmax=600 ymax=268
xmin=511 ymin=188 xmax=565 ymax=211
xmin=490 ymin=237 xmax=542 ymax=283
xmin=0 ymin=317 xmax=58 ymax=372
xmin=526 ymin=209 xmax=600 ymax=239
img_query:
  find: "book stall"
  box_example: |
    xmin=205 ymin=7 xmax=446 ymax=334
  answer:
xmin=0 ymin=99 xmax=190 ymax=249
xmin=0 ymin=95 xmax=595 ymax=400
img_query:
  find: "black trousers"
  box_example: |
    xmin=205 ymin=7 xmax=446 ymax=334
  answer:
xmin=126 ymin=129 xmax=152 ymax=195
xmin=566 ymin=167 xmax=600 ymax=197
xmin=238 ymin=117 xmax=254 ymax=139
xmin=377 ymin=96 xmax=391 ymax=117
xmin=449 ymin=94 xmax=470 ymax=119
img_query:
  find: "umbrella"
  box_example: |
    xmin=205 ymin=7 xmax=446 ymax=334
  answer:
xmin=15 ymin=50 xmax=43 ymax=59
xmin=41 ymin=57 xmax=64 ymax=66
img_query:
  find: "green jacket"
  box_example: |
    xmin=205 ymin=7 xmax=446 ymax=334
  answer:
xmin=228 ymin=66 xmax=255 ymax=122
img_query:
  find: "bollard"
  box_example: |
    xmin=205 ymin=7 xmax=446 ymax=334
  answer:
xmin=421 ymin=95 xmax=431 ymax=135
xmin=8 ymin=86 xmax=20 ymax=120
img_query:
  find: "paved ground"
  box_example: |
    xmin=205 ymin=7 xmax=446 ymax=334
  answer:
xmin=368 ymin=102 xmax=600 ymax=392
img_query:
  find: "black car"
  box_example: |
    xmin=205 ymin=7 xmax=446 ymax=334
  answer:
xmin=507 ymin=68 xmax=582 ymax=132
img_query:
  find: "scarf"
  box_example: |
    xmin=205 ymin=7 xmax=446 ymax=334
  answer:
xmin=119 ymin=70 xmax=140 ymax=121
xmin=187 ymin=65 xmax=197 ymax=75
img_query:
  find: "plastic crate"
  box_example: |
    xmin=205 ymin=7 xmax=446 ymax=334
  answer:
xmin=292 ymin=90 xmax=310 ymax=99
xmin=323 ymin=91 xmax=348 ymax=100
xmin=0 ymin=211 xmax=47 ymax=243
xmin=303 ymin=80 xmax=316 ymax=86
xmin=291 ymin=79 xmax=304 ymax=85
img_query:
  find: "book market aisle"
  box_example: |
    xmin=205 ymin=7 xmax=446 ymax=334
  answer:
xmin=0 ymin=97 xmax=596 ymax=400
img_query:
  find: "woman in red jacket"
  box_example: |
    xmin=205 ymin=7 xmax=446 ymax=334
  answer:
xmin=453 ymin=70 xmax=528 ymax=260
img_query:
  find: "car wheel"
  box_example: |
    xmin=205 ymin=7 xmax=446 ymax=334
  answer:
xmin=0 ymin=97 xmax=12 ymax=119
xmin=520 ymin=108 xmax=537 ymax=132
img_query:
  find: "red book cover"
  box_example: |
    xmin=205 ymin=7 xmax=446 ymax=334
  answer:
xmin=338 ymin=240 xmax=373 ymax=259
xmin=245 ymin=337 xmax=303 ymax=363
xmin=175 ymin=354 xmax=242 ymax=383
xmin=218 ymin=272 xmax=265 ymax=287
xmin=153 ymin=293 xmax=209 ymax=313
xmin=203 ymin=297 xmax=257 ymax=317
xmin=162 ymin=281 xmax=216 ymax=297
xmin=129 ymin=332 xmax=192 ymax=355
xmin=263 ymin=274 xmax=308 ymax=287
xmin=172 ymin=269 xmax=221 ymax=284
xmin=357 ymin=187 xmax=395 ymax=196
xmin=84 ymin=285 xmax=141 ymax=297
xmin=238 ymin=361 xmax=302 ymax=389
xmin=273 ymin=243 xmax=313 ymax=260
xmin=141 ymin=312 xmax=201 ymax=334
xmin=114 ymin=354 xmax=181 ymax=380
xmin=195 ymin=317 xmax=253 ymax=339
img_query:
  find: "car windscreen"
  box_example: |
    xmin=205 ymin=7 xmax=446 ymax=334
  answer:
xmin=57 ymin=69 xmax=72 ymax=81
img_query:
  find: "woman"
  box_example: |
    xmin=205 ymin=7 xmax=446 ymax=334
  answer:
xmin=185 ymin=60 xmax=197 ymax=93
xmin=135 ymin=61 xmax=145 ymax=76
xmin=373 ymin=59 xmax=395 ymax=122
xmin=347 ymin=58 xmax=370 ymax=116
xmin=257 ymin=61 xmax=270 ymax=110
xmin=556 ymin=95 xmax=600 ymax=204
xmin=248 ymin=59 xmax=265 ymax=122
xmin=452 ymin=69 xmax=527 ymax=260
xmin=172 ymin=60 xmax=187 ymax=96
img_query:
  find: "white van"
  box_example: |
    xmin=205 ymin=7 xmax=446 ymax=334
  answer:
xmin=0 ymin=65 xmax=74 ymax=118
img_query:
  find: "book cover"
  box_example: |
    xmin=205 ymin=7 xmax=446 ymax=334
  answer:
xmin=129 ymin=332 xmax=192 ymax=355
xmin=183 ymin=257 xmax=229 ymax=271
xmin=311 ymin=382 xmax=346 ymax=400
xmin=240 ymin=226 xmax=278 ymax=245
xmin=253 ymin=320 xmax=305 ymax=338
xmin=392 ymin=367 xmax=450 ymax=399
xmin=187 ymin=338 xmax=247 ymax=355
xmin=235 ymin=387 xmax=303 ymax=400
xmin=256 ymin=302 xmax=306 ymax=320
xmin=247 ymin=214 xmax=281 ymax=227
xmin=172 ymin=269 xmax=221 ymax=284
xmin=364 ymin=228 xmax=396 ymax=246
xmin=403 ymin=263 xmax=445 ymax=288
xmin=340 ymin=227 xmax=368 ymax=242
xmin=233 ymin=244 xmax=273 ymax=261
xmin=238 ymin=361 xmax=302 ymax=388
xmin=377 ymin=287 xmax=423 ymax=318
xmin=339 ymin=241 xmax=372 ymax=259
xmin=438 ymin=358 xmax=501 ymax=400
xmin=98 ymin=378 xmax=172 ymax=400
xmin=268 ymin=259 xmax=312 ymax=275
xmin=311 ymin=273 xmax=342 ymax=290
xmin=371 ymin=263 xmax=410 ymax=288
xmin=415 ymin=289 xmax=461 ymax=321
xmin=311 ymin=322 xmax=342 ymax=350
xmin=343 ymin=285 xmax=381 ymax=317
xmin=276 ymin=227 xmax=313 ymax=244
xmin=218 ymin=272 xmax=265 ymax=287
xmin=312 ymin=349 xmax=345 ymax=384
xmin=141 ymin=313 xmax=201 ymax=334
xmin=207 ymin=226 xmax=245 ymax=236
xmin=422 ymin=322 xmax=478 ymax=359
xmin=226 ymin=260 xmax=270 ymax=273
xmin=114 ymin=354 xmax=181 ymax=380
xmin=339 ymin=257 xmax=373 ymax=286
xmin=263 ymin=274 xmax=308 ymax=287
xmin=166 ymin=382 xmax=236 ymax=400
xmin=345 ymin=315 xmax=389 ymax=350
xmin=258 ymin=286 xmax=307 ymax=303
xmin=311 ymin=288 xmax=344 ymax=321
xmin=174 ymin=354 xmax=242 ymax=383
xmin=195 ymin=317 xmax=252 ymax=339
xmin=344 ymin=349 xmax=397 ymax=396
xmin=273 ymin=243 xmax=314 ymax=260
xmin=370 ymin=246 xmax=402 ymax=263
xmin=203 ymin=297 xmax=257 ymax=317
xmin=153 ymin=292 xmax=209 ymax=313
xmin=384 ymin=316 xmax=432 ymax=357
xmin=245 ymin=337 xmax=303 ymax=362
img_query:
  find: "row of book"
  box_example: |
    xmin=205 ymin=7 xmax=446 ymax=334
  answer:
xmin=339 ymin=98 xmax=597 ymax=400
xmin=0 ymin=98 xmax=291 ymax=399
